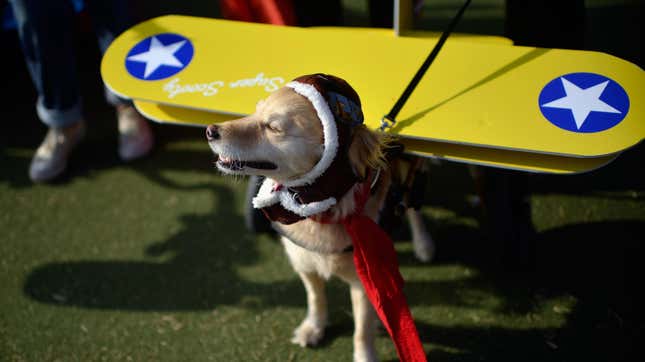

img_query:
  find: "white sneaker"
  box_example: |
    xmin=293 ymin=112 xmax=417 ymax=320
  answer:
xmin=29 ymin=121 xmax=86 ymax=182
xmin=117 ymin=105 xmax=154 ymax=161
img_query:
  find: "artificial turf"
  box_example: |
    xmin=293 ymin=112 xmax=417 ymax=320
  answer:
xmin=1 ymin=1 xmax=643 ymax=361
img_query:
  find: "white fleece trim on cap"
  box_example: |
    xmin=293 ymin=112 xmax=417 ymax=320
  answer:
xmin=252 ymin=178 xmax=337 ymax=217
xmin=283 ymin=81 xmax=338 ymax=187
xmin=278 ymin=192 xmax=337 ymax=217
xmin=252 ymin=178 xmax=280 ymax=209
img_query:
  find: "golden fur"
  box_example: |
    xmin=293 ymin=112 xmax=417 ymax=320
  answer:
xmin=208 ymin=87 xmax=433 ymax=362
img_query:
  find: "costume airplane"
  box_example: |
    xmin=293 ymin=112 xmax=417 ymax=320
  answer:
xmin=101 ymin=7 xmax=643 ymax=174
xmin=99 ymin=3 xmax=644 ymax=360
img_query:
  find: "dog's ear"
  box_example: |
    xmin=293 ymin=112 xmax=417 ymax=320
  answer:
xmin=348 ymin=125 xmax=388 ymax=180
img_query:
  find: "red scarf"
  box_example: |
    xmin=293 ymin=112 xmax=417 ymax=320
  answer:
xmin=338 ymin=182 xmax=427 ymax=362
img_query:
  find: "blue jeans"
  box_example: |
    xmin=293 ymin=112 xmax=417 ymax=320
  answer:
xmin=9 ymin=0 xmax=132 ymax=128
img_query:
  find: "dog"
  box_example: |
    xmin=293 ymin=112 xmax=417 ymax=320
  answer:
xmin=207 ymin=74 xmax=433 ymax=361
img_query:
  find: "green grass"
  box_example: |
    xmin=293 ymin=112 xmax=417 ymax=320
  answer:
xmin=1 ymin=0 xmax=643 ymax=361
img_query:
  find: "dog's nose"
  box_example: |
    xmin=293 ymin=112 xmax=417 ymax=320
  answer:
xmin=206 ymin=125 xmax=220 ymax=141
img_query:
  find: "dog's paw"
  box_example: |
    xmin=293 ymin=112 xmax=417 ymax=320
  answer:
xmin=354 ymin=344 xmax=378 ymax=362
xmin=290 ymin=319 xmax=325 ymax=347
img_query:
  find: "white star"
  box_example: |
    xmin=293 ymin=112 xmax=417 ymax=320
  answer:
xmin=127 ymin=37 xmax=187 ymax=78
xmin=542 ymin=77 xmax=621 ymax=129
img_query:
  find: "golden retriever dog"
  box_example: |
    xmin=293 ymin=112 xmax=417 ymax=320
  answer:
xmin=207 ymin=74 xmax=432 ymax=362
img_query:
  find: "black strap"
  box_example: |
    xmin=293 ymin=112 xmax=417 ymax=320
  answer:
xmin=380 ymin=0 xmax=472 ymax=131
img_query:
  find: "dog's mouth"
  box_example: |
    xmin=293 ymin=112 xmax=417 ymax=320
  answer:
xmin=215 ymin=155 xmax=278 ymax=171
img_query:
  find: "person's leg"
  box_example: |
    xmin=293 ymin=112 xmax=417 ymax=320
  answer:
xmin=10 ymin=0 xmax=82 ymax=127
xmin=9 ymin=0 xmax=86 ymax=182
xmin=86 ymin=0 xmax=153 ymax=161
xmin=85 ymin=0 xmax=131 ymax=107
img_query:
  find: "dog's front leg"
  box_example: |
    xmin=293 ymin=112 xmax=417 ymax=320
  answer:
xmin=291 ymin=271 xmax=327 ymax=347
xmin=349 ymin=283 xmax=378 ymax=362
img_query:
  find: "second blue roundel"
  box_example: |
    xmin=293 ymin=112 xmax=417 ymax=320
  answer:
xmin=125 ymin=33 xmax=194 ymax=81
xmin=539 ymin=72 xmax=630 ymax=133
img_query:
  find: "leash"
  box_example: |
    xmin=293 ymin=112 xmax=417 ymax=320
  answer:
xmin=359 ymin=2 xmax=472 ymax=360
xmin=380 ymin=0 xmax=472 ymax=131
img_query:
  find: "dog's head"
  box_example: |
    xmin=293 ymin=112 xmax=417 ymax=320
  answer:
xmin=206 ymin=87 xmax=324 ymax=181
xmin=206 ymin=75 xmax=386 ymax=184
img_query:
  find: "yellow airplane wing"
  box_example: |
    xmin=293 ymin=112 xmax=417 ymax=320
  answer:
xmin=134 ymin=100 xmax=237 ymax=127
xmin=102 ymin=15 xmax=644 ymax=159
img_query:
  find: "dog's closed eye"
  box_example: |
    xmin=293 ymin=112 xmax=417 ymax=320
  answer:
xmin=267 ymin=121 xmax=282 ymax=133
xmin=264 ymin=115 xmax=285 ymax=133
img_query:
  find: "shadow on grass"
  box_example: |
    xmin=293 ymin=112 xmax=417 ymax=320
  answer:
xmin=21 ymin=198 xmax=643 ymax=361
xmin=378 ymin=217 xmax=642 ymax=362
xmin=421 ymin=219 xmax=641 ymax=362
xmin=16 ymin=126 xmax=280 ymax=311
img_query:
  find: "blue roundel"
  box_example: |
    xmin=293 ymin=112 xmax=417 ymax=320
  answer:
xmin=125 ymin=33 xmax=194 ymax=81
xmin=538 ymin=72 xmax=629 ymax=133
